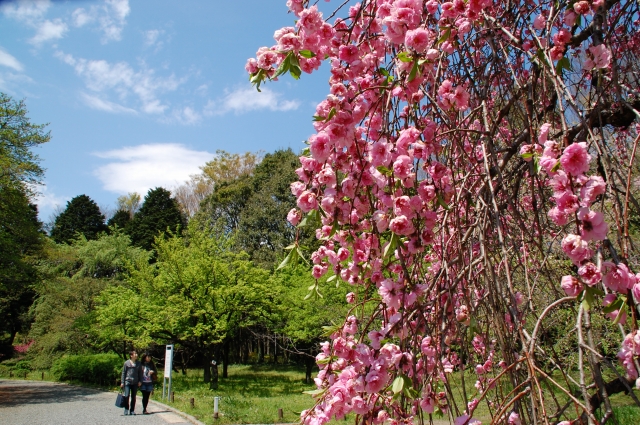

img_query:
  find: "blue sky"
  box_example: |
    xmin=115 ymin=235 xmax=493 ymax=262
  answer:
xmin=0 ymin=0 xmax=330 ymax=221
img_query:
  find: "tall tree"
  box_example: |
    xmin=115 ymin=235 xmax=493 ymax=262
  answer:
xmin=107 ymin=209 xmax=131 ymax=230
xmin=0 ymin=185 xmax=43 ymax=356
xmin=237 ymin=149 xmax=313 ymax=268
xmin=116 ymin=192 xmax=141 ymax=219
xmin=128 ymin=187 xmax=185 ymax=251
xmin=0 ymin=93 xmax=50 ymax=187
xmin=50 ymin=195 xmax=108 ymax=244
xmin=0 ymin=93 xmax=48 ymax=357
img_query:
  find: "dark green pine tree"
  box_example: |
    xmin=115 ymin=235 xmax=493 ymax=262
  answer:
xmin=50 ymin=195 xmax=108 ymax=244
xmin=128 ymin=187 xmax=185 ymax=250
xmin=107 ymin=209 xmax=131 ymax=231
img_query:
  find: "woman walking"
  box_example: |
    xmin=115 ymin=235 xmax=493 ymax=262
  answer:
xmin=121 ymin=350 xmax=143 ymax=415
xmin=140 ymin=353 xmax=157 ymax=414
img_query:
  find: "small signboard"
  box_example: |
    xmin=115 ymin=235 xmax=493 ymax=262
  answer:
xmin=164 ymin=345 xmax=173 ymax=376
xmin=162 ymin=344 xmax=174 ymax=400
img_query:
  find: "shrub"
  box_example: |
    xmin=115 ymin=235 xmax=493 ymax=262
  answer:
xmin=13 ymin=360 xmax=32 ymax=371
xmin=51 ymin=353 xmax=121 ymax=386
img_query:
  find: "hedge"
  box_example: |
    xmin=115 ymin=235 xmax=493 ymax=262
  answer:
xmin=51 ymin=353 xmax=122 ymax=386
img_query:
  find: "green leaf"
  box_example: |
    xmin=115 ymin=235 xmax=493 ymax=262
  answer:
xmin=377 ymin=166 xmax=392 ymax=176
xmin=408 ymin=60 xmax=419 ymax=82
xmin=437 ymin=28 xmax=451 ymax=45
xmin=582 ymin=286 xmax=595 ymax=311
xmin=392 ymin=376 xmax=405 ymax=394
xmin=313 ymin=115 xmax=325 ymax=122
xmin=325 ymin=107 xmax=337 ymax=122
xmin=555 ymin=57 xmax=571 ymax=75
xmin=290 ymin=65 xmax=302 ymax=80
xmin=436 ymin=193 xmax=449 ymax=210
xmin=613 ymin=306 xmax=627 ymax=325
xmin=379 ymin=68 xmax=390 ymax=77
xmin=397 ymin=51 xmax=412 ymax=63
xmin=327 ymin=275 xmax=337 ymax=282
xmin=275 ymin=54 xmax=291 ymax=78
xmin=603 ymin=298 xmax=624 ymax=314
xmin=550 ymin=160 xmax=561 ymax=173
xmin=296 ymin=246 xmax=309 ymax=266
xmin=277 ymin=246 xmax=299 ymax=270
xmin=533 ymin=157 xmax=541 ymax=175
xmin=383 ymin=233 xmax=399 ymax=259
xmin=299 ymin=50 xmax=316 ymax=58
xmin=520 ymin=153 xmax=534 ymax=159
xmin=303 ymin=388 xmax=325 ymax=396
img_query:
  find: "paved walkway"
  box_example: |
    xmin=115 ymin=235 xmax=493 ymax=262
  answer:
xmin=0 ymin=380 xmax=196 ymax=425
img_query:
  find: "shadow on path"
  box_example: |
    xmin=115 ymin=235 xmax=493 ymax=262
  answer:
xmin=0 ymin=380 xmax=101 ymax=407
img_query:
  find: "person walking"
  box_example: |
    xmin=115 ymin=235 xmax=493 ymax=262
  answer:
xmin=139 ymin=353 xmax=157 ymax=415
xmin=120 ymin=350 xmax=143 ymax=415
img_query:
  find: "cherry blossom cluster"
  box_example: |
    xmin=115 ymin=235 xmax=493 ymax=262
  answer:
xmin=249 ymin=0 xmax=639 ymax=424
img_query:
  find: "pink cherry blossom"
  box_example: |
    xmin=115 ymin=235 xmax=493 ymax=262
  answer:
xmin=577 ymin=208 xmax=608 ymax=241
xmin=560 ymin=142 xmax=591 ymax=176
xmin=561 ymin=275 xmax=583 ymax=296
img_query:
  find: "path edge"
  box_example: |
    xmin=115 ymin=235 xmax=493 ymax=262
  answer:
xmin=149 ymin=399 xmax=207 ymax=425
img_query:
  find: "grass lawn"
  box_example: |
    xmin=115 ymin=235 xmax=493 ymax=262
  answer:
xmin=153 ymin=364 xmax=339 ymax=425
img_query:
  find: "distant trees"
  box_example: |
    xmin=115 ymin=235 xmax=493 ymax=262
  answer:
xmin=50 ymin=195 xmax=108 ymax=244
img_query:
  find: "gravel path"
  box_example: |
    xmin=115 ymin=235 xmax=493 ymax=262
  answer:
xmin=0 ymin=380 xmax=196 ymax=425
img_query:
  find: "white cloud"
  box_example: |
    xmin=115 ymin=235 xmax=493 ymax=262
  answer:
xmin=170 ymin=106 xmax=201 ymax=125
xmin=206 ymin=87 xmax=300 ymax=115
xmin=70 ymin=0 xmax=129 ymax=42
xmin=100 ymin=0 xmax=130 ymax=42
xmin=29 ymin=18 xmax=67 ymax=44
xmin=80 ymin=92 xmax=137 ymax=114
xmin=72 ymin=8 xmax=93 ymax=27
xmin=2 ymin=0 xmax=66 ymax=46
xmin=0 ymin=47 xmax=23 ymax=71
xmin=1 ymin=0 xmax=50 ymax=23
xmin=56 ymin=51 xmax=183 ymax=115
xmin=93 ymin=143 xmax=214 ymax=195
xmin=143 ymin=29 xmax=163 ymax=47
xmin=33 ymin=184 xmax=69 ymax=221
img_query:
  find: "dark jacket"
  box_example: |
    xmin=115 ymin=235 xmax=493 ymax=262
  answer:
xmin=121 ymin=359 xmax=143 ymax=385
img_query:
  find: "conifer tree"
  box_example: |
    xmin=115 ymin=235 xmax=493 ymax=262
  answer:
xmin=50 ymin=195 xmax=107 ymax=244
xmin=128 ymin=187 xmax=184 ymax=250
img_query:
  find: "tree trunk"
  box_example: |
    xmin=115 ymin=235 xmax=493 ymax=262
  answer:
xmin=305 ymin=356 xmax=314 ymax=384
xmin=258 ymin=338 xmax=264 ymax=363
xmin=203 ymin=350 xmax=211 ymax=383
xmin=222 ymin=339 xmax=229 ymax=378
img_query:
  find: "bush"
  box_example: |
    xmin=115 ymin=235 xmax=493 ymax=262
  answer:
xmin=51 ymin=353 xmax=122 ymax=386
xmin=13 ymin=360 xmax=32 ymax=371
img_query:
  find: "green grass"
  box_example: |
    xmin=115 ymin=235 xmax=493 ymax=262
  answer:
xmin=155 ymin=365 xmax=331 ymax=425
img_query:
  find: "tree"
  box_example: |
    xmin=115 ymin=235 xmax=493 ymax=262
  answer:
xmin=0 ymin=185 xmax=43 ymax=357
xmin=237 ymin=149 xmax=315 ymax=268
xmin=107 ymin=209 xmax=131 ymax=230
xmin=28 ymin=231 xmax=149 ymax=368
xmin=97 ymin=220 xmax=276 ymax=379
xmin=50 ymin=195 xmax=108 ymax=244
xmin=128 ymin=187 xmax=185 ymax=251
xmin=200 ymin=150 xmax=261 ymax=187
xmin=0 ymin=93 xmax=50 ymax=187
xmin=173 ymin=150 xmax=260 ymax=219
xmin=0 ymin=93 xmax=48 ymax=357
xmin=249 ymin=2 xmax=640 ymax=425
xmin=116 ymin=192 xmax=141 ymax=219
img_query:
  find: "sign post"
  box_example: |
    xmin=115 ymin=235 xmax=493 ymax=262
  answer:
xmin=162 ymin=344 xmax=174 ymax=401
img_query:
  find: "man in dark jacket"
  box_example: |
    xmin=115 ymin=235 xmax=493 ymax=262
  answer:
xmin=120 ymin=350 xmax=143 ymax=415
